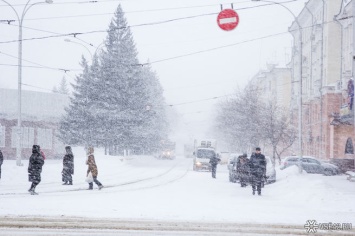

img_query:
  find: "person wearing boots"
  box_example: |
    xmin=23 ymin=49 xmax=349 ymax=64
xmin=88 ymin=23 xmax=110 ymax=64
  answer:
xmin=28 ymin=145 xmax=45 ymax=195
xmin=62 ymin=146 xmax=74 ymax=185
xmin=237 ymin=153 xmax=250 ymax=187
xmin=0 ymin=149 xmax=3 ymax=179
xmin=86 ymin=152 xmax=103 ymax=190
xmin=209 ymin=152 xmax=221 ymax=179
xmin=249 ymin=147 xmax=266 ymax=196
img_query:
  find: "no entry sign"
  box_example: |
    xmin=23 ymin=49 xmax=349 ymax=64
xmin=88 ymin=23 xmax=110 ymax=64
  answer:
xmin=217 ymin=9 xmax=239 ymax=31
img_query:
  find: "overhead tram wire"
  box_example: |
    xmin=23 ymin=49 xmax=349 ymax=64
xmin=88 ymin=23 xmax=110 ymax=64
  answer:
xmin=0 ymin=51 xmax=81 ymax=72
xmin=0 ymin=0 xmax=292 ymax=8
xmin=1 ymin=0 xmax=301 ymax=22
xmin=0 ymin=21 xmax=96 ymax=47
xmin=0 ymin=16 xmax=344 ymax=47
xmin=0 ymin=18 xmax=349 ymax=70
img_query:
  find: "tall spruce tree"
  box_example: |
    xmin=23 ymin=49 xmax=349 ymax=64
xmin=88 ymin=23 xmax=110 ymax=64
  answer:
xmin=59 ymin=56 xmax=96 ymax=146
xmin=97 ymin=4 xmax=152 ymax=154
xmin=59 ymin=4 xmax=169 ymax=155
xmin=138 ymin=64 xmax=169 ymax=153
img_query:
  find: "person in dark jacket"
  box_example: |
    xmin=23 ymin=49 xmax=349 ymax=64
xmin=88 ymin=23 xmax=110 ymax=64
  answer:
xmin=209 ymin=152 xmax=221 ymax=178
xmin=0 ymin=149 xmax=3 ymax=179
xmin=86 ymin=152 xmax=103 ymax=190
xmin=237 ymin=153 xmax=250 ymax=187
xmin=249 ymin=147 xmax=266 ymax=195
xmin=62 ymin=146 xmax=74 ymax=185
xmin=28 ymin=145 xmax=45 ymax=195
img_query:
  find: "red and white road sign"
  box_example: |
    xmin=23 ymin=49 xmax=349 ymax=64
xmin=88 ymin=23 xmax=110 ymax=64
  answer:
xmin=217 ymin=9 xmax=239 ymax=31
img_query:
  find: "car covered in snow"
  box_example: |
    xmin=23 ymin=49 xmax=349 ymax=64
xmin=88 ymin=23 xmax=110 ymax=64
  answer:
xmin=227 ymin=155 xmax=238 ymax=182
xmin=280 ymin=156 xmax=340 ymax=176
xmin=265 ymin=156 xmax=276 ymax=184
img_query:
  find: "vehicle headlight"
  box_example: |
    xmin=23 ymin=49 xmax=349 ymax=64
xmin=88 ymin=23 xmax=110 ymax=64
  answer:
xmin=167 ymin=152 xmax=170 ymax=155
xmin=196 ymin=162 xmax=201 ymax=166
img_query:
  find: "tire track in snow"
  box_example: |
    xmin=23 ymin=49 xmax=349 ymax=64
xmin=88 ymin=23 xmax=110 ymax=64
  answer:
xmin=0 ymin=159 xmax=188 ymax=196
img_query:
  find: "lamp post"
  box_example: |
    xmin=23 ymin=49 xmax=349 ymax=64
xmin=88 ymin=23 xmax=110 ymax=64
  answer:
xmin=1 ymin=0 xmax=53 ymax=166
xmin=252 ymin=0 xmax=303 ymax=173
xmin=64 ymin=38 xmax=93 ymax=60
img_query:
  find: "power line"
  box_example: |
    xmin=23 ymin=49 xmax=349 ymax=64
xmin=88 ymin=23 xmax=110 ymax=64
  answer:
xmin=21 ymin=82 xmax=68 ymax=95
xmin=0 ymin=18 xmax=342 ymax=71
xmin=0 ymin=51 xmax=81 ymax=72
xmin=0 ymin=0 xmax=297 ymax=12
xmin=167 ymin=94 xmax=234 ymax=107
xmin=0 ymin=0 xmax=302 ymax=45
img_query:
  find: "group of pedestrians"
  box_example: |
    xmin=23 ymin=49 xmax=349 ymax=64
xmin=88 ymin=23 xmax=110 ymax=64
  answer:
xmin=0 ymin=145 xmax=103 ymax=195
xmin=208 ymin=147 xmax=267 ymax=196
xmin=236 ymin=147 xmax=267 ymax=195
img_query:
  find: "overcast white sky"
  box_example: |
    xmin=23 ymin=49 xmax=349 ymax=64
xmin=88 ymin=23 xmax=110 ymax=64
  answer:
xmin=0 ymin=0 xmax=307 ymax=142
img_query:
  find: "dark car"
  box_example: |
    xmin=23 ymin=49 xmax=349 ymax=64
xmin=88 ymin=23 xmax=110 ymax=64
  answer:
xmin=280 ymin=156 xmax=340 ymax=176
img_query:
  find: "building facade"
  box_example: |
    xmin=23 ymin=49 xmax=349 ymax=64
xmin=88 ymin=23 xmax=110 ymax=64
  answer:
xmin=0 ymin=88 xmax=69 ymax=160
xmin=250 ymin=64 xmax=292 ymax=109
xmin=289 ymin=0 xmax=354 ymax=159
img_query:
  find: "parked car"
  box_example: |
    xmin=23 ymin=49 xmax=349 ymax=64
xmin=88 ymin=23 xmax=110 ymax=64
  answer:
xmin=265 ymin=156 xmax=276 ymax=184
xmin=227 ymin=155 xmax=238 ymax=182
xmin=280 ymin=156 xmax=340 ymax=175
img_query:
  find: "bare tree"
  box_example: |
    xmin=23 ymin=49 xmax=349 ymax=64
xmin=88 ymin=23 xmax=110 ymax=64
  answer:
xmin=259 ymin=100 xmax=296 ymax=166
xmin=214 ymin=83 xmax=296 ymax=163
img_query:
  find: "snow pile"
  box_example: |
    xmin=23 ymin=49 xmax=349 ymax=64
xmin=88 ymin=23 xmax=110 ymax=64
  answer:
xmin=277 ymin=165 xmax=306 ymax=180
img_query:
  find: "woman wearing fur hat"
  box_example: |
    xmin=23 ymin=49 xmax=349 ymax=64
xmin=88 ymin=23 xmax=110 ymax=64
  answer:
xmin=28 ymin=145 xmax=45 ymax=195
xmin=86 ymin=151 xmax=103 ymax=190
xmin=62 ymin=146 xmax=74 ymax=185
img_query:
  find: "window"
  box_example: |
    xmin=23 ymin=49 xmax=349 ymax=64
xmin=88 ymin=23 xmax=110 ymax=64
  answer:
xmin=11 ymin=127 xmax=34 ymax=148
xmin=345 ymin=138 xmax=354 ymax=154
xmin=37 ymin=128 xmax=53 ymax=149
xmin=288 ymin=158 xmax=299 ymax=162
xmin=21 ymin=127 xmax=34 ymax=148
xmin=305 ymin=158 xmax=320 ymax=165
xmin=196 ymin=149 xmax=215 ymax=159
xmin=0 ymin=125 xmax=5 ymax=147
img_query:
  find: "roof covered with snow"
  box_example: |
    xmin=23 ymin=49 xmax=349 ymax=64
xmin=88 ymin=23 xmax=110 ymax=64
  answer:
xmin=0 ymin=88 xmax=70 ymax=122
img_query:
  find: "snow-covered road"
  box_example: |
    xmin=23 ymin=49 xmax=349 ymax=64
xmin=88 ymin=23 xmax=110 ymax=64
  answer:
xmin=0 ymin=147 xmax=354 ymax=235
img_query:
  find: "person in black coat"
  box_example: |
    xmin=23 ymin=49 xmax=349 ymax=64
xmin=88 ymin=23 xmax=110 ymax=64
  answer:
xmin=28 ymin=145 xmax=44 ymax=195
xmin=0 ymin=149 xmax=3 ymax=179
xmin=237 ymin=153 xmax=250 ymax=187
xmin=249 ymin=147 xmax=266 ymax=195
xmin=209 ymin=152 xmax=221 ymax=178
xmin=62 ymin=146 xmax=74 ymax=185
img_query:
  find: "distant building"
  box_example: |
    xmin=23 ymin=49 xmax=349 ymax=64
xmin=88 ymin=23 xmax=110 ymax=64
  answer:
xmin=0 ymin=88 xmax=69 ymax=159
xmin=249 ymin=64 xmax=292 ymax=109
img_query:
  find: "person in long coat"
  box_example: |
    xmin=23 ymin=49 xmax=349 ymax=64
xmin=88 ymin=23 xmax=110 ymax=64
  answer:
xmin=209 ymin=153 xmax=221 ymax=179
xmin=62 ymin=146 xmax=74 ymax=185
xmin=237 ymin=153 xmax=250 ymax=187
xmin=28 ymin=145 xmax=44 ymax=195
xmin=0 ymin=149 xmax=3 ymax=179
xmin=249 ymin=147 xmax=266 ymax=196
xmin=86 ymin=153 xmax=103 ymax=190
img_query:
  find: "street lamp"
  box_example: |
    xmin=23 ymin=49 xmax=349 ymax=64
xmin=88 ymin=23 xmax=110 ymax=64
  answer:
xmin=64 ymin=38 xmax=93 ymax=60
xmin=0 ymin=0 xmax=53 ymax=166
xmin=251 ymin=0 xmax=303 ymax=173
